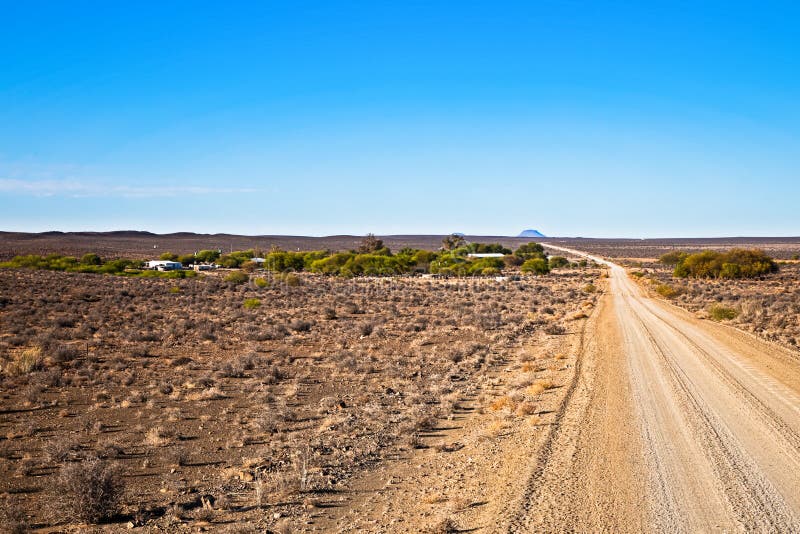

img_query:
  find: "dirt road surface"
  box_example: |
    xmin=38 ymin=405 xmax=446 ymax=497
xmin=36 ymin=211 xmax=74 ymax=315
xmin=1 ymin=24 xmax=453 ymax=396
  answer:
xmin=517 ymin=244 xmax=800 ymax=532
xmin=318 ymin=246 xmax=800 ymax=532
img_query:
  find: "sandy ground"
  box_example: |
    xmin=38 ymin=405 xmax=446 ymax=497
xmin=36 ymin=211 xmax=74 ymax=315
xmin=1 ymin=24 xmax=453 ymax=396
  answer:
xmin=312 ymin=246 xmax=800 ymax=532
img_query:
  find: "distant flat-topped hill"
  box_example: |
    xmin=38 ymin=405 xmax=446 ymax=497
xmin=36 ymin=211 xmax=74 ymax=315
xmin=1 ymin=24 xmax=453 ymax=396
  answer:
xmin=518 ymin=229 xmax=547 ymax=238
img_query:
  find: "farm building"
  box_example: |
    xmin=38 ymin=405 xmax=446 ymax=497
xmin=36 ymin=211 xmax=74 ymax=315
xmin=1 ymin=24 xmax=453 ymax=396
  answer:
xmin=146 ymin=260 xmax=183 ymax=271
xmin=467 ymin=253 xmax=505 ymax=258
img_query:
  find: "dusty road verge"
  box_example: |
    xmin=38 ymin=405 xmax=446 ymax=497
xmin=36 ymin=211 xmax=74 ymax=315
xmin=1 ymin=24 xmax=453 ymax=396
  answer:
xmin=316 ymin=289 xmax=601 ymax=532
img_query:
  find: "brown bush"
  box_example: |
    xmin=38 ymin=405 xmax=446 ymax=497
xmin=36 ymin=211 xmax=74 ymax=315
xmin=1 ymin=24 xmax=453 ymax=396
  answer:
xmin=53 ymin=458 xmax=124 ymax=524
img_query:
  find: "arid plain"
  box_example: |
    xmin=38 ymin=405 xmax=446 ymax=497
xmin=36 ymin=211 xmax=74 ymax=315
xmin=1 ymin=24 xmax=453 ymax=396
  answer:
xmin=1 ymin=233 xmax=800 ymax=532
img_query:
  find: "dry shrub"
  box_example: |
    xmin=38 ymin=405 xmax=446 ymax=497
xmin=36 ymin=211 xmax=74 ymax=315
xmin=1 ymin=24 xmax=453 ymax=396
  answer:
xmin=406 ymin=432 xmax=424 ymax=449
xmin=422 ymin=493 xmax=448 ymax=504
xmin=510 ymin=372 xmax=536 ymax=388
xmin=6 ymin=347 xmax=44 ymax=376
xmin=484 ymin=419 xmax=507 ymax=438
xmin=43 ymin=438 xmax=82 ymax=463
xmin=567 ymin=311 xmax=589 ymax=320
xmin=655 ymin=283 xmax=680 ymax=298
xmin=145 ymin=426 xmax=174 ymax=447
xmin=515 ymin=401 xmax=538 ymax=416
xmin=254 ymin=469 xmax=301 ymax=506
xmin=544 ymin=323 xmax=566 ymax=335
xmin=433 ymin=441 xmax=464 ymax=453
xmin=709 ymin=304 xmax=738 ymax=321
xmin=53 ymin=458 xmax=124 ymax=524
xmin=526 ymin=379 xmax=554 ymax=396
xmin=489 ymin=395 xmax=514 ymax=412
xmin=187 ymin=386 xmax=226 ymax=401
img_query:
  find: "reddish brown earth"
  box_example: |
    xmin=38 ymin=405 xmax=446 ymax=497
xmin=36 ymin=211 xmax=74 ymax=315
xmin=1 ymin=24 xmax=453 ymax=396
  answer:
xmin=0 ymin=262 xmax=600 ymax=532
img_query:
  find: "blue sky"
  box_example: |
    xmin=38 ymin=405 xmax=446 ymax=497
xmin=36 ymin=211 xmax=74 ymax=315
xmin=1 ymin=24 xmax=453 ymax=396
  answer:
xmin=1 ymin=1 xmax=798 ymax=237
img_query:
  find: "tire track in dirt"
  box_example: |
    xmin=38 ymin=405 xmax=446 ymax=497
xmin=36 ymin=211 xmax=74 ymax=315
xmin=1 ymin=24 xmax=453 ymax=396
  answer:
xmin=505 ymin=287 xmax=648 ymax=533
xmin=625 ymin=296 xmax=797 ymax=531
xmin=515 ymin=245 xmax=800 ymax=532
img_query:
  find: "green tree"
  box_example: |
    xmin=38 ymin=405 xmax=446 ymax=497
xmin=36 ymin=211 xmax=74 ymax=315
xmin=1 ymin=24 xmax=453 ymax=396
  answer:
xmin=178 ymin=254 xmax=196 ymax=266
xmin=80 ymin=253 xmax=102 ymax=265
xmin=659 ymin=251 xmax=689 ymax=266
xmin=196 ymin=249 xmax=221 ymax=263
xmin=515 ymin=242 xmax=547 ymax=260
xmin=521 ymin=257 xmax=550 ymax=275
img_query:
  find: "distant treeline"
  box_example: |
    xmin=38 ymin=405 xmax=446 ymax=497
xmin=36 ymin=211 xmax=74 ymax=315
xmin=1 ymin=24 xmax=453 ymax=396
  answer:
xmin=1 ymin=235 xmax=589 ymax=278
xmin=660 ymin=249 xmax=778 ymax=279
xmin=0 ymin=254 xmax=197 ymax=279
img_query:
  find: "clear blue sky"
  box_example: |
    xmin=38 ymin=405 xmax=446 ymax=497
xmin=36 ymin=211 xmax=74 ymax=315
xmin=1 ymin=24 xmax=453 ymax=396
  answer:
xmin=1 ymin=1 xmax=798 ymax=237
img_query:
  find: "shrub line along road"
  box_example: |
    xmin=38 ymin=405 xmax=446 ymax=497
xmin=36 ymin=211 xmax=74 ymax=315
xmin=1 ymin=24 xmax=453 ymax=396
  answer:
xmin=521 ymin=245 xmax=800 ymax=532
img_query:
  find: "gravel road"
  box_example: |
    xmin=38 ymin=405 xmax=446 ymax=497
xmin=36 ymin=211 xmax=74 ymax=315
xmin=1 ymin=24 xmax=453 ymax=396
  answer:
xmin=513 ymin=245 xmax=800 ymax=532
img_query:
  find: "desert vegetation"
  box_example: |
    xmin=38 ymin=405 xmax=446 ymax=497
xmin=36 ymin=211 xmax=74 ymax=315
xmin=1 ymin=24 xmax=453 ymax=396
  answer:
xmin=661 ymin=249 xmax=779 ymax=279
xmin=0 ymin=256 xmax=600 ymax=530
xmin=630 ymin=248 xmax=800 ymax=349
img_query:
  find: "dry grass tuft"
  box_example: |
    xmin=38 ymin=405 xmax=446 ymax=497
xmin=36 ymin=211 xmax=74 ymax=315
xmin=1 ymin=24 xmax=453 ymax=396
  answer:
xmin=526 ymin=379 xmax=555 ymax=396
xmin=515 ymin=402 xmax=538 ymax=416
xmin=6 ymin=347 xmax=44 ymax=376
xmin=489 ymin=395 xmax=514 ymax=412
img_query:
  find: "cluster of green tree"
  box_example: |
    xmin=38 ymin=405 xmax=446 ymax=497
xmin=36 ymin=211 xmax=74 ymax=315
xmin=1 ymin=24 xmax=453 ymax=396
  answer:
xmin=1 ymin=238 xmax=563 ymax=279
xmin=502 ymin=242 xmax=550 ymax=274
xmin=0 ymin=254 xmax=197 ymax=278
xmin=514 ymin=242 xmax=547 ymax=260
xmin=430 ymin=255 xmax=504 ymax=276
xmin=309 ymin=248 xmax=434 ymax=277
xmin=662 ymin=249 xmax=778 ymax=279
xmin=0 ymin=254 xmax=139 ymax=273
xmin=520 ymin=257 xmax=550 ymax=274
xmin=231 ymin=239 xmax=555 ymax=277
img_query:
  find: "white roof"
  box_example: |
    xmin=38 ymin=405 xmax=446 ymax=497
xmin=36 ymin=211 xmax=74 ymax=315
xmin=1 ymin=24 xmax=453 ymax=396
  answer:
xmin=467 ymin=253 xmax=505 ymax=258
xmin=147 ymin=260 xmax=182 ymax=266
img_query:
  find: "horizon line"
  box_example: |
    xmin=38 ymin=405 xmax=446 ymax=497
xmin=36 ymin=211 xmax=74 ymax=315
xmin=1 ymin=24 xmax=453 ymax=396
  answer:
xmin=2 ymin=229 xmax=800 ymax=241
